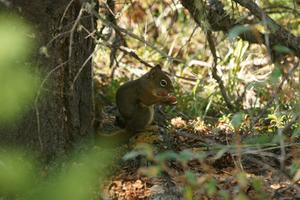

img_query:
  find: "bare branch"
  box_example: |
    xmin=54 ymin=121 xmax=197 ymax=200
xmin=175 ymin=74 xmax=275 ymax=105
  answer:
xmin=98 ymin=41 xmax=198 ymax=82
xmin=233 ymin=0 xmax=300 ymax=56
xmin=72 ymin=52 xmax=93 ymax=89
xmin=180 ymin=0 xmax=300 ymax=57
xmin=207 ymin=31 xmax=235 ymax=110
xmin=69 ymin=7 xmax=84 ymax=66
xmin=60 ymin=0 xmax=76 ymax=28
xmin=89 ymin=8 xmax=184 ymax=63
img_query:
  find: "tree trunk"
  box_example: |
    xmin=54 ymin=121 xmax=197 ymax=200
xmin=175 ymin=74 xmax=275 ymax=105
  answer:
xmin=1 ymin=0 xmax=95 ymax=161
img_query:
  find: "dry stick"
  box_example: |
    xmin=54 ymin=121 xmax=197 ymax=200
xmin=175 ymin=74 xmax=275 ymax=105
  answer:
xmin=90 ymin=5 xmax=197 ymax=80
xmin=206 ymin=31 xmax=235 ymax=110
xmin=180 ymin=0 xmax=300 ymax=59
xmin=35 ymin=61 xmax=68 ymax=152
xmin=118 ymin=46 xmax=153 ymax=67
xmin=46 ymin=31 xmax=70 ymax=47
xmin=175 ymin=25 xmax=199 ymax=57
xmin=238 ymin=143 xmax=300 ymax=156
xmin=64 ymin=8 xmax=92 ymax=87
xmin=60 ymin=0 xmax=76 ymax=27
xmin=69 ymin=24 xmax=96 ymax=88
xmin=89 ymin=9 xmax=183 ymax=63
xmin=117 ymin=46 xmax=198 ymax=82
xmin=97 ymin=39 xmax=198 ymax=81
xmin=71 ymin=52 xmax=94 ymax=88
xmin=264 ymin=5 xmax=300 ymax=17
xmin=101 ymin=0 xmax=124 ymax=69
xmin=278 ymin=128 xmax=286 ymax=171
xmin=253 ymin=60 xmax=300 ymax=125
xmin=68 ymin=7 xmax=84 ymax=70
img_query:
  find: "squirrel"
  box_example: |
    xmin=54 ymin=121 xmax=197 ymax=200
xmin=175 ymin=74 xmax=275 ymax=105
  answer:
xmin=115 ymin=65 xmax=177 ymax=133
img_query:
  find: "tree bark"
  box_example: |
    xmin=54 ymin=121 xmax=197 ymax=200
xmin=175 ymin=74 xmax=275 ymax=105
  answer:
xmin=0 ymin=0 xmax=95 ymax=161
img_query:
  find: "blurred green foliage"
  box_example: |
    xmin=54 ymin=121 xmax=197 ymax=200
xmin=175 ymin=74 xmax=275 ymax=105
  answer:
xmin=0 ymin=0 xmax=300 ymax=198
xmin=29 ymin=147 xmax=114 ymax=200
xmin=0 ymin=13 xmax=37 ymax=198
xmin=0 ymin=14 xmax=37 ymax=122
xmin=0 ymin=145 xmax=114 ymax=199
xmin=0 ymin=13 xmax=115 ymax=200
xmin=0 ymin=150 xmax=36 ymax=195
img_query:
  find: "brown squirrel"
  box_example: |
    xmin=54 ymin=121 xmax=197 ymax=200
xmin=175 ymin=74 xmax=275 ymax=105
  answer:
xmin=115 ymin=65 xmax=177 ymax=133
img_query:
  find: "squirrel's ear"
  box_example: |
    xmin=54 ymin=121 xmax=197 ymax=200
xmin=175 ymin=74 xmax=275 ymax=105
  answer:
xmin=148 ymin=64 xmax=162 ymax=78
xmin=153 ymin=64 xmax=162 ymax=70
xmin=149 ymin=64 xmax=161 ymax=73
xmin=148 ymin=65 xmax=161 ymax=78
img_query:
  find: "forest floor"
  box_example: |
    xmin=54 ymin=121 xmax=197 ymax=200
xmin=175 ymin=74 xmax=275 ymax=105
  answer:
xmin=98 ymin=106 xmax=300 ymax=200
xmin=91 ymin=0 xmax=300 ymax=198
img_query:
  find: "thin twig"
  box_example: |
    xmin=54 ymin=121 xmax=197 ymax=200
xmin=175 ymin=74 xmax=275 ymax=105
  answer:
xmin=71 ymin=52 xmax=94 ymax=89
xmin=69 ymin=8 xmax=84 ymax=65
xmin=176 ymin=25 xmax=199 ymax=57
xmin=60 ymin=0 xmax=76 ymax=27
xmin=233 ymin=0 xmax=300 ymax=56
xmin=89 ymin=9 xmax=184 ymax=63
xmin=119 ymin=46 xmax=153 ymax=68
xmin=206 ymin=30 xmax=235 ymax=110
xmin=278 ymin=128 xmax=286 ymax=171
xmin=98 ymin=41 xmax=198 ymax=81
xmin=264 ymin=5 xmax=300 ymax=17
xmin=46 ymin=31 xmax=70 ymax=47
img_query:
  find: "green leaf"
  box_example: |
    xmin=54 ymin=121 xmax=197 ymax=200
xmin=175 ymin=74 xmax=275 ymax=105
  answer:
xmin=290 ymin=162 xmax=300 ymax=175
xmin=219 ymin=190 xmax=230 ymax=200
xmin=243 ymin=134 xmax=274 ymax=145
xmin=228 ymin=25 xmax=251 ymax=41
xmin=273 ymin=44 xmax=292 ymax=54
xmin=205 ymin=178 xmax=217 ymax=196
xmin=178 ymin=149 xmax=194 ymax=161
xmin=252 ymin=178 xmax=263 ymax=191
xmin=270 ymin=66 xmax=281 ymax=84
xmin=184 ymin=186 xmax=193 ymax=200
xmin=236 ymin=172 xmax=248 ymax=188
xmin=123 ymin=144 xmax=154 ymax=160
xmin=292 ymin=127 xmax=300 ymax=138
xmin=234 ymin=193 xmax=248 ymax=200
xmin=231 ymin=112 xmax=245 ymax=130
xmin=123 ymin=150 xmax=144 ymax=160
xmin=155 ymin=150 xmax=178 ymax=162
xmin=185 ymin=171 xmax=197 ymax=185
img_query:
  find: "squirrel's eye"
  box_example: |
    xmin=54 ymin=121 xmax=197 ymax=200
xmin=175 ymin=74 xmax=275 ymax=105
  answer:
xmin=160 ymin=79 xmax=167 ymax=87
